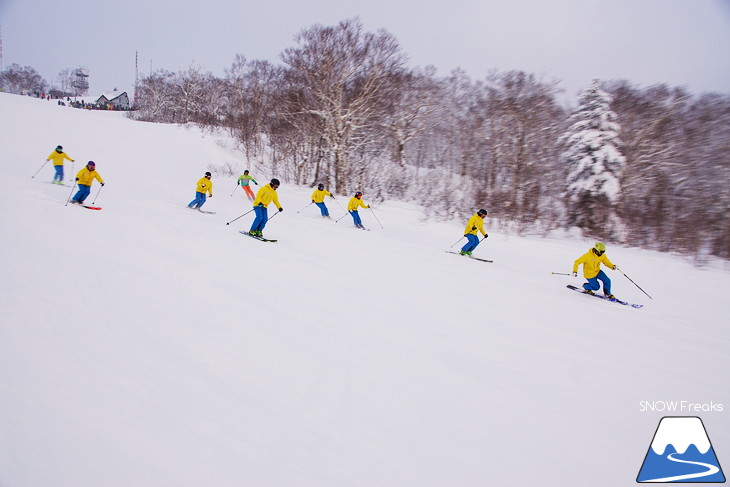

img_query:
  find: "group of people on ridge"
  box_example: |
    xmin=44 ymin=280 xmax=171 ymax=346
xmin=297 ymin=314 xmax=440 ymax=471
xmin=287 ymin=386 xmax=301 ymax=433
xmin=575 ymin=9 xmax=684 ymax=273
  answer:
xmin=42 ymin=145 xmax=623 ymax=300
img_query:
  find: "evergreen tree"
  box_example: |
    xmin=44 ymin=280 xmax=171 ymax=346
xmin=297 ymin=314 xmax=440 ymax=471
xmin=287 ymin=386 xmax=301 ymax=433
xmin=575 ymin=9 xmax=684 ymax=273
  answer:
xmin=560 ymin=80 xmax=625 ymax=238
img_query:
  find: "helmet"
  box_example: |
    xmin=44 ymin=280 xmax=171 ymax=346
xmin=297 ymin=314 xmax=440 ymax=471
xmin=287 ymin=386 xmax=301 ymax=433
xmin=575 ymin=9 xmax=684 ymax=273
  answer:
xmin=594 ymin=242 xmax=606 ymax=252
xmin=271 ymin=178 xmax=280 ymax=187
xmin=205 ymin=171 xmax=212 ymax=177
xmin=244 ymin=169 xmax=249 ymax=174
xmin=56 ymin=145 xmax=63 ymax=151
xmin=477 ymin=209 xmax=488 ymax=217
xmin=355 ymin=191 xmax=363 ymax=198
xmin=318 ymin=183 xmax=324 ymax=190
xmin=87 ymin=161 xmax=96 ymax=167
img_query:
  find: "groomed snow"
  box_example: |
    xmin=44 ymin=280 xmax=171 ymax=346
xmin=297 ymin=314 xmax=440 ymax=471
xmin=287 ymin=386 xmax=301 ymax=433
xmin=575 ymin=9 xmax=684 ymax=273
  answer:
xmin=1 ymin=92 xmax=728 ymax=487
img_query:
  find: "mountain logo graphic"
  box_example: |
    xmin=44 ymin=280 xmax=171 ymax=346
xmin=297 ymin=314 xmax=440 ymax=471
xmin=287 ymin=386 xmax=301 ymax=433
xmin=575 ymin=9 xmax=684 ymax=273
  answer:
xmin=637 ymin=416 xmax=725 ymax=483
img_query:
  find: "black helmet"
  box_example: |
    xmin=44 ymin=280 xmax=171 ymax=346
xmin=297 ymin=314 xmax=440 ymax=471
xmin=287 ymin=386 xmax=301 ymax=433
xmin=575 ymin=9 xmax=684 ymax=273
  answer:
xmin=244 ymin=169 xmax=249 ymax=174
xmin=271 ymin=178 xmax=280 ymax=187
xmin=318 ymin=183 xmax=324 ymax=190
xmin=205 ymin=171 xmax=212 ymax=177
xmin=477 ymin=209 xmax=488 ymax=216
xmin=355 ymin=191 xmax=363 ymax=198
xmin=56 ymin=145 xmax=63 ymax=151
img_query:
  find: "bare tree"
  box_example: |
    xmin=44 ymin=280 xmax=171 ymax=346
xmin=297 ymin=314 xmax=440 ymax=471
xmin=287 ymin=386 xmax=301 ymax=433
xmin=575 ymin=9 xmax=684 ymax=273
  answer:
xmin=281 ymin=17 xmax=406 ymax=193
xmin=0 ymin=63 xmax=48 ymax=94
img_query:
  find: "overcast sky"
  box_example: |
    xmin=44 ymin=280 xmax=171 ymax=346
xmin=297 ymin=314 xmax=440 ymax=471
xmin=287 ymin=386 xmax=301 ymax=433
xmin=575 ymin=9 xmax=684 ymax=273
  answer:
xmin=1 ymin=0 xmax=729 ymax=103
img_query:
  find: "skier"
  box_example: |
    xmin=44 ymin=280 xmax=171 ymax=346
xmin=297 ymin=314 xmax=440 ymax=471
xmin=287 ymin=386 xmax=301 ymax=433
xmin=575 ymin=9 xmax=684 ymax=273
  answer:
xmin=188 ymin=172 xmax=214 ymax=209
xmin=459 ymin=209 xmax=489 ymax=255
xmin=572 ymin=242 xmax=618 ymax=299
xmin=237 ymin=170 xmax=258 ymax=201
xmin=347 ymin=191 xmax=370 ymax=229
xmin=70 ymin=161 xmax=104 ymax=204
xmin=47 ymin=145 xmax=74 ymax=184
xmin=311 ymin=183 xmax=334 ymax=218
xmin=249 ymin=178 xmax=283 ymax=237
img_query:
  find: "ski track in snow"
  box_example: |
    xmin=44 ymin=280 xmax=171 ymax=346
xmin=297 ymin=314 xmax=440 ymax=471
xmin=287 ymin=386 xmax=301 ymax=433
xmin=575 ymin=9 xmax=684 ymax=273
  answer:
xmin=1 ymin=93 xmax=729 ymax=487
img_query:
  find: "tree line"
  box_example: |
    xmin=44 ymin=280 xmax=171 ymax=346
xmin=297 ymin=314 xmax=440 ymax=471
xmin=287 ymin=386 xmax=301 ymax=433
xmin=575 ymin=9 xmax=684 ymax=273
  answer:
xmin=6 ymin=18 xmax=727 ymax=260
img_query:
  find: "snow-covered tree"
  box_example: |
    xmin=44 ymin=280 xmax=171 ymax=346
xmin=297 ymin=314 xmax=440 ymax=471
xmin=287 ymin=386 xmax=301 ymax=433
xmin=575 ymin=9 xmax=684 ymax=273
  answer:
xmin=560 ymin=80 xmax=625 ymax=238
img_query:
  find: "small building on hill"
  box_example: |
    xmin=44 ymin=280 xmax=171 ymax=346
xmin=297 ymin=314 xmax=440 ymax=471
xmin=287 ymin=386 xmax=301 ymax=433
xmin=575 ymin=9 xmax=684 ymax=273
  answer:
xmin=95 ymin=90 xmax=130 ymax=109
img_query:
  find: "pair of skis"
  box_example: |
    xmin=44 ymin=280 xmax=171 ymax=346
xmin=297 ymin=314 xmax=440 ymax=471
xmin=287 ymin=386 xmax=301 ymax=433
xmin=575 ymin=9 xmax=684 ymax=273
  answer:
xmin=239 ymin=231 xmax=277 ymax=243
xmin=445 ymin=251 xmax=493 ymax=263
xmin=566 ymin=284 xmax=643 ymax=308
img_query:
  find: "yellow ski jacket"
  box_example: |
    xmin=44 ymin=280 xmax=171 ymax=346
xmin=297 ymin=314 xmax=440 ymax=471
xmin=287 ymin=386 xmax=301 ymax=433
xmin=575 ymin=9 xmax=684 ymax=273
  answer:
xmin=312 ymin=188 xmax=332 ymax=203
xmin=47 ymin=151 xmax=73 ymax=166
xmin=573 ymin=250 xmax=616 ymax=278
xmin=253 ymin=184 xmax=282 ymax=209
xmin=348 ymin=197 xmax=369 ymax=212
xmin=75 ymin=167 xmax=104 ymax=186
xmin=195 ymin=177 xmax=213 ymax=196
xmin=464 ymin=213 xmax=487 ymax=236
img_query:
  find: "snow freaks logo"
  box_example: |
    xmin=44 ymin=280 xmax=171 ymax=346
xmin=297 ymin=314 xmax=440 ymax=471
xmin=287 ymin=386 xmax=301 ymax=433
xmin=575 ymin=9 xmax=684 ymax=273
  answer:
xmin=637 ymin=416 xmax=726 ymax=483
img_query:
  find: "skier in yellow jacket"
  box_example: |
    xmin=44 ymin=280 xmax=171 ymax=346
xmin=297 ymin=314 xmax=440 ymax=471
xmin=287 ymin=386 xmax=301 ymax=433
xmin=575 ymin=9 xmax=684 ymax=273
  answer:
xmin=347 ymin=191 xmax=370 ymax=229
xmin=311 ymin=183 xmax=334 ymax=218
xmin=70 ymin=161 xmax=104 ymax=204
xmin=459 ymin=209 xmax=489 ymax=255
xmin=249 ymin=178 xmax=283 ymax=237
xmin=572 ymin=242 xmax=618 ymax=298
xmin=188 ymin=172 xmax=214 ymax=209
xmin=47 ymin=145 xmax=74 ymax=184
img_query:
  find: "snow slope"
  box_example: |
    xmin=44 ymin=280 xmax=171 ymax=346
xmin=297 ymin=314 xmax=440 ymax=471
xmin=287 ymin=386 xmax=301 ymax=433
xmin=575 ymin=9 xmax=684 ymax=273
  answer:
xmin=1 ymin=92 xmax=728 ymax=487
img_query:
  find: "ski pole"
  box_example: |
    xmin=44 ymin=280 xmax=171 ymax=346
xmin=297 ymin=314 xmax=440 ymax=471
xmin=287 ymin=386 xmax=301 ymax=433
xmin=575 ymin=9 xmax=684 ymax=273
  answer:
xmin=31 ymin=160 xmax=49 ymax=178
xmin=335 ymin=212 xmax=350 ymax=223
xmin=266 ymin=210 xmax=282 ymax=224
xmin=296 ymin=202 xmax=314 ymax=213
xmin=65 ymin=181 xmax=77 ymax=206
xmin=551 ymin=272 xmax=572 ymax=276
xmin=449 ymin=236 xmax=466 ymax=248
xmin=230 ymin=183 xmax=239 ymax=197
xmin=369 ymin=207 xmax=384 ymax=229
xmin=91 ymin=185 xmax=103 ymax=204
xmin=332 ymin=197 xmax=345 ymax=211
xmin=617 ymin=268 xmax=653 ymax=299
xmin=225 ymin=208 xmax=255 ymax=225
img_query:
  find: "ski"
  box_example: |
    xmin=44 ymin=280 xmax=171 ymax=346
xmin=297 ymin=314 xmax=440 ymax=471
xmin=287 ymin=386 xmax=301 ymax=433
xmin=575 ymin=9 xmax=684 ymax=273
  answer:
xmin=566 ymin=285 xmax=643 ymax=308
xmin=82 ymin=205 xmax=102 ymax=210
xmin=239 ymin=231 xmax=277 ymax=242
xmin=197 ymin=209 xmax=216 ymax=214
xmin=445 ymin=251 xmax=493 ymax=263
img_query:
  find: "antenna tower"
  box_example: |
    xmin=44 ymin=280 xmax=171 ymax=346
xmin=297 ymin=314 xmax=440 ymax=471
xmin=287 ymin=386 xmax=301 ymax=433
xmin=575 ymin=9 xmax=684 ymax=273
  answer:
xmin=134 ymin=51 xmax=139 ymax=106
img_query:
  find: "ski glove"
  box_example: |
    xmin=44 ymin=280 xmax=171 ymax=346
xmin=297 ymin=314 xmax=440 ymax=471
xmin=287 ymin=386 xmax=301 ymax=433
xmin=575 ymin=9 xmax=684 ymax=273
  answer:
xmin=472 ymin=226 xmax=477 ymax=231
xmin=279 ymin=208 xmax=284 ymax=212
xmin=101 ymin=182 xmax=105 ymax=186
xmin=75 ymin=177 xmax=79 ymax=181
xmin=571 ymin=272 xmax=578 ymax=277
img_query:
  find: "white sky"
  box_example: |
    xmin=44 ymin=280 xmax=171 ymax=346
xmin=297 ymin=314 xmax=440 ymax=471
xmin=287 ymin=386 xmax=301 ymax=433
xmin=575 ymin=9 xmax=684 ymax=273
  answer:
xmin=1 ymin=0 xmax=729 ymax=102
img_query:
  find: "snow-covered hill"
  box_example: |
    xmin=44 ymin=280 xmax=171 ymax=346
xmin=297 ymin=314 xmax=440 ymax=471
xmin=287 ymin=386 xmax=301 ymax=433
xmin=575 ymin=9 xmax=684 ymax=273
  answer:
xmin=1 ymin=92 xmax=728 ymax=487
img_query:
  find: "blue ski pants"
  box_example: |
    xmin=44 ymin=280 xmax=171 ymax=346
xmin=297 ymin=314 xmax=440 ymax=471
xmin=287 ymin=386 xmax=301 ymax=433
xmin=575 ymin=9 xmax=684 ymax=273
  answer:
xmin=350 ymin=210 xmax=362 ymax=227
xmin=250 ymin=205 xmax=269 ymax=232
xmin=188 ymin=192 xmax=206 ymax=208
xmin=54 ymin=165 xmax=64 ymax=181
xmin=315 ymin=202 xmax=329 ymax=217
xmin=461 ymin=234 xmax=481 ymax=253
xmin=72 ymin=184 xmax=91 ymax=203
xmin=584 ymin=270 xmax=612 ymax=295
